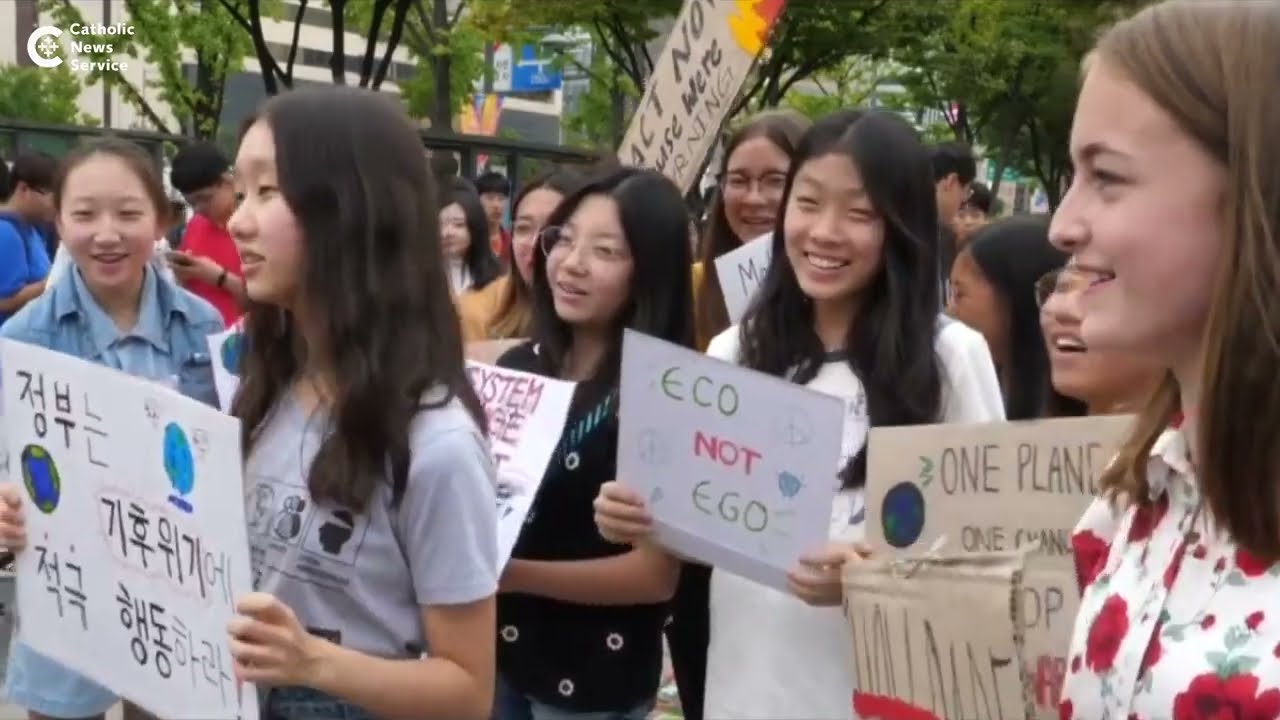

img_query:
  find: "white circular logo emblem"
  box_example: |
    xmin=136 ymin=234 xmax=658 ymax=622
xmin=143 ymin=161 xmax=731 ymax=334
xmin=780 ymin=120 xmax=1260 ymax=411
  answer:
xmin=27 ymin=26 xmax=64 ymax=68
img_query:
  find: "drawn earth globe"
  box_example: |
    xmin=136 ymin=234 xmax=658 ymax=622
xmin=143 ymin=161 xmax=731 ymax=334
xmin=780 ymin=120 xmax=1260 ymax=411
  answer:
xmin=220 ymin=331 xmax=245 ymax=375
xmin=163 ymin=422 xmax=196 ymax=496
xmin=21 ymin=444 xmax=61 ymax=514
xmin=880 ymin=481 xmax=926 ymax=549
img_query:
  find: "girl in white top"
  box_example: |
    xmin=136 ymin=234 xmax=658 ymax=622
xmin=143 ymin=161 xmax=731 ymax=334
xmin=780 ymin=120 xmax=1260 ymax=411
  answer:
xmin=594 ymin=109 xmax=1004 ymax=719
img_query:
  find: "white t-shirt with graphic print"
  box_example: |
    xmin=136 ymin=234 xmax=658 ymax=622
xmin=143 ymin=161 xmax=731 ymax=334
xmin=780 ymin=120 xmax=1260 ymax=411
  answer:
xmin=701 ymin=317 xmax=1005 ymax=719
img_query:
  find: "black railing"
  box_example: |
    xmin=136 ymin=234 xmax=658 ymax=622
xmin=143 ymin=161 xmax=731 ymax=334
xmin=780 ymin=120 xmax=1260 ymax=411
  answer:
xmin=0 ymin=118 xmax=188 ymax=170
xmin=420 ymin=128 xmax=600 ymax=195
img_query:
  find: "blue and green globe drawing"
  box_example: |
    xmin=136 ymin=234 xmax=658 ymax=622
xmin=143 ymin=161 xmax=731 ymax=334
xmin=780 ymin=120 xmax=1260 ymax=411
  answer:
xmin=21 ymin=445 xmax=61 ymax=514
xmin=219 ymin=331 xmax=245 ymax=376
xmin=881 ymin=481 xmax=926 ymax=549
xmin=163 ymin=422 xmax=196 ymax=513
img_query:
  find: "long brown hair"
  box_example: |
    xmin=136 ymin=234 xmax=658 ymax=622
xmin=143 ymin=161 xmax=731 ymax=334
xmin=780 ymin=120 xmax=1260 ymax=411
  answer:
xmin=232 ymin=87 xmax=484 ymax=512
xmin=1094 ymin=0 xmax=1280 ymax=560
xmin=487 ymin=168 xmax=582 ymax=338
xmin=694 ymin=110 xmax=809 ymax=347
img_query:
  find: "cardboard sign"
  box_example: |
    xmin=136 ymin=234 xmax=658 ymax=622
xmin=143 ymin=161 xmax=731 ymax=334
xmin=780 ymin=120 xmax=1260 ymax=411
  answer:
xmin=712 ymin=231 xmax=772 ymax=323
xmin=0 ymin=339 xmax=258 ymax=719
xmin=844 ymin=549 xmax=1037 ymax=720
xmin=616 ymin=329 xmax=844 ymax=590
xmin=465 ymin=361 xmax=575 ymax=565
xmin=865 ymin=415 xmax=1132 ymax=717
xmin=617 ymin=0 xmax=787 ymax=191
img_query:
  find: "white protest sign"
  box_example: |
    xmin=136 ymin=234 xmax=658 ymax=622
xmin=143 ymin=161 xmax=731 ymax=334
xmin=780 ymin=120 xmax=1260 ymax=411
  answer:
xmin=466 ymin=361 xmax=575 ymax=566
xmin=712 ymin=231 xmax=772 ymax=323
xmin=617 ymin=329 xmax=844 ymax=590
xmin=0 ymin=339 xmax=258 ymax=720
xmin=206 ymin=325 xmax=246 ymax=413
xmin=618 ymin=0 xmax=787 ymax=192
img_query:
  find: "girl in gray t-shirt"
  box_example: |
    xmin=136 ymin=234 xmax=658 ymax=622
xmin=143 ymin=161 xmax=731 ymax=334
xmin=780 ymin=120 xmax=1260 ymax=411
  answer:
xmin=222 ymin=88 xmax=499 ymax=720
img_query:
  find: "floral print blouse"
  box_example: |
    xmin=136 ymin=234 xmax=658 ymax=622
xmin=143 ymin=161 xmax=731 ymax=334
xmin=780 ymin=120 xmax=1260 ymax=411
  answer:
xmin=1061 ymin=425 xmax=1280 ymax=719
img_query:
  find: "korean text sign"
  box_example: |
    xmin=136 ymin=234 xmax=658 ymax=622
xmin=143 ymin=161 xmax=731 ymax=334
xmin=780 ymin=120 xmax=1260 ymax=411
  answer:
xmin=0 ymin=339 xmax=258 ymax=720
xmin=616 ymin=329 xmax=843 ymax=590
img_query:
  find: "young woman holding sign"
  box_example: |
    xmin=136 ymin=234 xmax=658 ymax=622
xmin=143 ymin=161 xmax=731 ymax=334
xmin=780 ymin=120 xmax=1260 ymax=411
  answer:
xmin=0 ymin=139 xmax=223 ymax=720
xmin=593 ymin=109 xmax=1005 ymax=719
xmin=1049 ymin=1 xmax=1280 ymax=715
xmin=490 ymin=167 xmax=694 ymax=720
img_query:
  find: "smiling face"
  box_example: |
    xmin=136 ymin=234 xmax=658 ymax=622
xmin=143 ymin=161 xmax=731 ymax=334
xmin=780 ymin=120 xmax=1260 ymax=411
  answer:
xmin=947 ymin=248 xmax=1009 ymax=365
xmin=58 ymin=153 xmax=161 ymax=297
xmin=782 ymin=153 xmax=885 ymax=304
xmin=1039 ymin=265 xmax=1161 ymax=412
xmin=438 ymin=202 xmax=471 ymax=261
xmin=227 ymin=120 xmax=307 ymax=309
xmin=545 ymin=194 xmax=634 ymax=331
xmin=722 ymin=136 xmax=791 ymax=242
xmin=1049 ymin=59 xmax=1225 ymax=365
xmin=511 ymin=188 xmax=562 ymax=282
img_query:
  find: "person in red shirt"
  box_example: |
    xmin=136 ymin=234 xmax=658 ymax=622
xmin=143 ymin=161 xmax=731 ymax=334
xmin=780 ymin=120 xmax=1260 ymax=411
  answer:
xmin=476 ymin=170 xmax=511 ymax=263
xmin=168 ymin=142 xmax=246 ymax=325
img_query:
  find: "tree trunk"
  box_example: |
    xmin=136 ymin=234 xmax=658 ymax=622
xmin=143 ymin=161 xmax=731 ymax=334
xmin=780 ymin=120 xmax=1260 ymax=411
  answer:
xmin=428 ymin=0 xmax=453 ymax=131
xmin=609 ymin=86 xmax=626 ymax=148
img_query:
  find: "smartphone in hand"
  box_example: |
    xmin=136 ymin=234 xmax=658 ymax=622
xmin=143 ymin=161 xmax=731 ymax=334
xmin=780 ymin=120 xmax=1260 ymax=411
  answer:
xmin=165 ymin=250 xmax=194 ymax=267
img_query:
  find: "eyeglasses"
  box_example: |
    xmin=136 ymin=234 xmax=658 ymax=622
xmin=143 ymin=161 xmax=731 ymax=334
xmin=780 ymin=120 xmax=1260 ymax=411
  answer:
xmin=537 ymin=225 xmax=630 ymax=263
xmin=1034 ymin=265 xmax=1096 ymax=308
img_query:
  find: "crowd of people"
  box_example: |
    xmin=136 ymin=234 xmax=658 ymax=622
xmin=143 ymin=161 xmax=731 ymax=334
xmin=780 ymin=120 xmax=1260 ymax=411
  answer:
xmin=0 ymin=0 xmax=1276 ymax=717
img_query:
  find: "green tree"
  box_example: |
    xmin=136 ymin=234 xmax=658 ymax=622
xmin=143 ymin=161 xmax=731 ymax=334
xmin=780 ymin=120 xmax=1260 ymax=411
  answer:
xmin=353 ymin=0 xmax=506 ymax=131
xmin=218 ymin=0 xmax=414 ymax=95
xmin=780 ymin=56 xmax=900 ymax=121
xmin=42 ymin=0 xmax=251 ymax=138
xmin=733 ymin=1 xmax=899 ymax=117
xmin=0 ymin=64 xmax=98 ymax=125
xmin=505 ymin=0 xmax=680 ymax=146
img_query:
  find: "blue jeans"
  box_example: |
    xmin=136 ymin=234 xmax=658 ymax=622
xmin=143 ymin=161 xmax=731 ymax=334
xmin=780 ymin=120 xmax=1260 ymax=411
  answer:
xmin=263 ymin=686 xmax=379 ymax=720
xmin=493 ymin=676 xmax=653 ymax=720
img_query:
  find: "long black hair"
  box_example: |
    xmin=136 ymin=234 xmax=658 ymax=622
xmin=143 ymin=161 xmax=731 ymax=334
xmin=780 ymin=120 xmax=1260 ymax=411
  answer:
xmin=232 ymin=86 xmax=484 ymax=511
xmin=527 ymin=167 xmax=695 ymax=390
xmin=964 ymin=215 xmax=1079 ymax=419
xmin=446 ymin=177 xmax=502 ymax=291
xmin=739 ymin=109 xmax=944 ymax=490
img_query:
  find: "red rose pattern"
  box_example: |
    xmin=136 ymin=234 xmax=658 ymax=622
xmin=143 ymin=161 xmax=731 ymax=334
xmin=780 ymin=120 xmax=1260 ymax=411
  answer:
xmin=1236 ymin=548 xmax=1273 ymax=578
xmin=1063 ymin=435 xmax=1280 ymax=719
xmin=1072 ymin=529 xmax=1111 ymax=593
xmin=1172 ymin=673 xmax=1280 ymax=720
xmin=1127 ymin=494 xmax=1169 ymax=544
xmin=1085 ymin=595 xmax=1130 ymax=672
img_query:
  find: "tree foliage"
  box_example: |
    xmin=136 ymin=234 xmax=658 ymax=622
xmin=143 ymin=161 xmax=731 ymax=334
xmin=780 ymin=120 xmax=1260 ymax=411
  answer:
xmin=886 ymin=0 xmax=1141 ymax=208
xmin=217 ymin=0 xmax=414 ymax=95
xmin=0 ymin=64 xmax=98 ymax=126
xmin=42 ymin=0 xmax=250 ymax=137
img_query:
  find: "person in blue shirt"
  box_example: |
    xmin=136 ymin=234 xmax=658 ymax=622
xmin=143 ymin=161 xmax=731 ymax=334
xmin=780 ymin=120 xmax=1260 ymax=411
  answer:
xmin=0 ymin=138 xmax=222 ymax=720
xmin=0 ymin=151 xmax=58 ymax=325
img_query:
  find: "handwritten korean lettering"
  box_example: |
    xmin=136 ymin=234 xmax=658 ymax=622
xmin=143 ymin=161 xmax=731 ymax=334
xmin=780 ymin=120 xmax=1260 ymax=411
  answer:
xmin=100 ymin=494 xmax=233 ymax=604
xmin=18 ymin=370 xmax=47 ymax=439
xmin=35 ymin=539 xmax=87 ymax=630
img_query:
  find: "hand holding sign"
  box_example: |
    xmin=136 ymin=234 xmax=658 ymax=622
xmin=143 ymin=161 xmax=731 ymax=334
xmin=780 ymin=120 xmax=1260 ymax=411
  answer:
xmin=787 ymin=541 xmax=870 ymax=607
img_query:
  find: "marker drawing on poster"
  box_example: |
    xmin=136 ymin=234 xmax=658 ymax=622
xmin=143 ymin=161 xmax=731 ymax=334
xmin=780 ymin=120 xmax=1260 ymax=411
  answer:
xmin=465 ymin=361 xmax=575 ymax=565
xmin=0 ymin=338 xmax=258 ymax=720
xmin=617 ymin=329 xmax=844 ymax=591
xmin=713 ymin=232 xmax=772 ymax=323
xmin=207 ymin=326 xmax=245 ymax=413
xmin=617 ymin=0 xmax=787 ymax=192
xmin=843 ymin=549 xmax=1037 ymax=720
xmin=864 ymin=414 xmax=1132 ymax=718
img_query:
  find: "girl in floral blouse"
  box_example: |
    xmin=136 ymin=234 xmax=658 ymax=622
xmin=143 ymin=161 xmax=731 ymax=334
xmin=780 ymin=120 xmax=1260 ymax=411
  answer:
xmin=1049 ymin=1 xmax=1280 ymax=718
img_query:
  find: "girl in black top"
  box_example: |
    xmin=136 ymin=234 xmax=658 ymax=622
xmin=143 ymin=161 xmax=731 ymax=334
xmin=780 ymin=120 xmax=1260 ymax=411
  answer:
xmin=493 ymin=167 xmax=694 ymax=719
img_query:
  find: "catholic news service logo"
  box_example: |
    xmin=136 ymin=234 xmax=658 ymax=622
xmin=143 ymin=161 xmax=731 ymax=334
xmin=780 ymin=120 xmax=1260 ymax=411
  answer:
xmin=27 ymin=26 xmax=64 ymax=69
